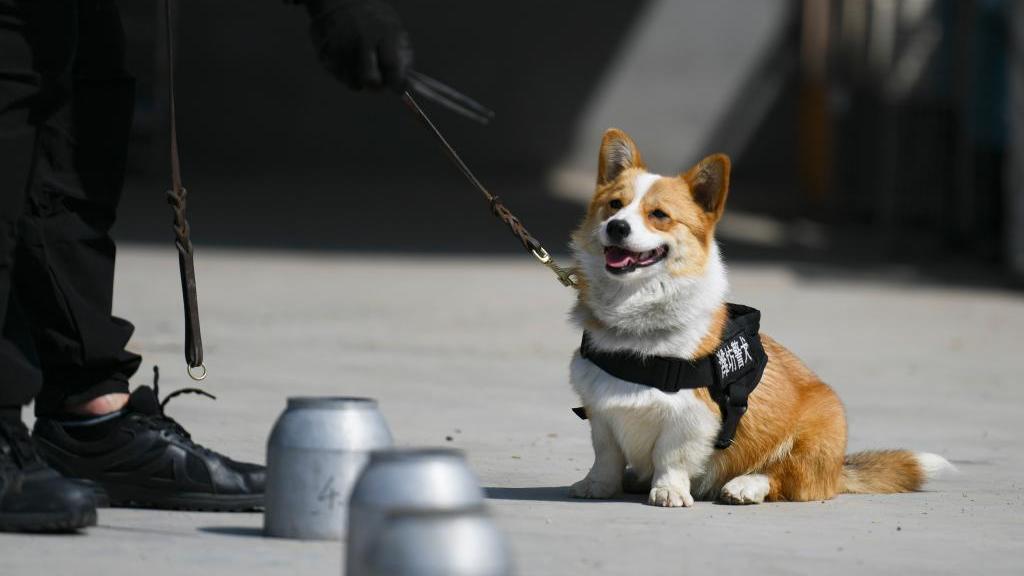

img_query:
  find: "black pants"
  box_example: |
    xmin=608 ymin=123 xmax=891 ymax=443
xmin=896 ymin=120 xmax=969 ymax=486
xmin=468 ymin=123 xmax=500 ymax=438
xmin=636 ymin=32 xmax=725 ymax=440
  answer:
xmin=0 ymin=0 xmax=140 ymax=418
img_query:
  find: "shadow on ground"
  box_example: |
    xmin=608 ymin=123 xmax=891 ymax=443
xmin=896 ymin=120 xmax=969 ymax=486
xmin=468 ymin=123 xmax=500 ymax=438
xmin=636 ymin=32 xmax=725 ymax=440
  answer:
xmin=485 ymin=486 xmax=574 ymax=503
xmin=485 ymin=486 xmax=648 ymax=504
xmin=198 ymin=526 xmax=266 ymax=539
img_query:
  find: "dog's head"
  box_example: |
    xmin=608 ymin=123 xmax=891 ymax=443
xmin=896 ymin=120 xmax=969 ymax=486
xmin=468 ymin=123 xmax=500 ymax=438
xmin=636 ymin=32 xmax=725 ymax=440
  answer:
xmin=572 ymin=128 xmax=731 ymax=289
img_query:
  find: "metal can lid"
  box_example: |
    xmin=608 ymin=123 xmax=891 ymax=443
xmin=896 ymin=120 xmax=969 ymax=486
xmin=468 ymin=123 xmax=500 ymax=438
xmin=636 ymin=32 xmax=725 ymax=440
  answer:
xmin=286 ymin=396 xmax=378 ymax=410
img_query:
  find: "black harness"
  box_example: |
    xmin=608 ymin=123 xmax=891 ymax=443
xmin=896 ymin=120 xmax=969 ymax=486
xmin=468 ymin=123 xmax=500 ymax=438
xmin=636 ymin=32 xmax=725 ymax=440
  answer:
xmin=574 ymin=303 xmax=768 ymax=449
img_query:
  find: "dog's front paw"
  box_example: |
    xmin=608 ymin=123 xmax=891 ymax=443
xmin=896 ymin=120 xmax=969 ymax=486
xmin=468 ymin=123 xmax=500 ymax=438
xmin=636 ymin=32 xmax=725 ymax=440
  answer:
xmin=648 ymin=485 xmax=695 ymax=507
xmin=719 ymin=474 xmax=770 ymax=505
xmin=569 ymin=476 xmax=618 ymax=499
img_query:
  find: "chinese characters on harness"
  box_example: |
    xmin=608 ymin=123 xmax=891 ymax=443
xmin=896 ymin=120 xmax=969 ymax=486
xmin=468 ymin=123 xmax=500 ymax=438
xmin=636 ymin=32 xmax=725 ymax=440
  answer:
xmin=715 ymin=335 xmax=754 ymax=379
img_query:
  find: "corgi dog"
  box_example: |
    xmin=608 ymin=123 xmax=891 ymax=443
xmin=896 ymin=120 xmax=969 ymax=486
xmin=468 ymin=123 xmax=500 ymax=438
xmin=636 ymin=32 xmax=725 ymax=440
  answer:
xmin=567 ymin=128 xmax=952 ymax=506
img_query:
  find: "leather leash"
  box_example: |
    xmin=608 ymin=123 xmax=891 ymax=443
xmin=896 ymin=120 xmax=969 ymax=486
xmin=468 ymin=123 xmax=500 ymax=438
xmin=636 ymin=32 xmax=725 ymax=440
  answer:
xmin=164 ymin=0 xmax=205 ymax=381
xmin=401 ymin=92 xmax=579 ymax=288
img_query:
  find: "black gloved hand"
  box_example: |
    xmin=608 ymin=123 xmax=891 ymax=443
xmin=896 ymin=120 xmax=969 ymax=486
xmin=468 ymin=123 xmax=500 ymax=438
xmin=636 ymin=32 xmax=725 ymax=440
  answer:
xmin=303 ymin=0 xmax=413 ymax=92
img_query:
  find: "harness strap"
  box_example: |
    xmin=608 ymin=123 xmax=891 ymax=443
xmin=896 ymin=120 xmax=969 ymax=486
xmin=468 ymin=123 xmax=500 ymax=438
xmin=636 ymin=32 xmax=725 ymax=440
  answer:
xmin=708 ymin=304 xmax=766 ymax=448
xmin=574 ymin=304 xmax=769 ymax=449
xmin=164 ymin=0 xmax=205 ymax=380
xmin=580 ymin=333 xmax=717 ymax=393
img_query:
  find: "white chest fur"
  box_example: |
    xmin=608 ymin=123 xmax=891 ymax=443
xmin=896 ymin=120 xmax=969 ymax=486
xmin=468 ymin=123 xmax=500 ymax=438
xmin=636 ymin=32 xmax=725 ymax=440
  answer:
xmin=569 ymin=351 xmax=721 ymax=496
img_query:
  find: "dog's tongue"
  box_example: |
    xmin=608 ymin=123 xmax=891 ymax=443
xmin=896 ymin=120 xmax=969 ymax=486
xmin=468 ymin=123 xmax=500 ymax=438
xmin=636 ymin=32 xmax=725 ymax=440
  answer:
xmin=605 ymin=246 xmax=636 ymax=269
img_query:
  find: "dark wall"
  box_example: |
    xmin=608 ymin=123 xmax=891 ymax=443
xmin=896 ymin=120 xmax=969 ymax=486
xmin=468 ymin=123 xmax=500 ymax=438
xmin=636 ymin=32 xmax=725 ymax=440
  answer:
xmin=116 ymin=0 xmax=649 ymax=253
xmin=113 ymin=1 xmax=1019 ymax=282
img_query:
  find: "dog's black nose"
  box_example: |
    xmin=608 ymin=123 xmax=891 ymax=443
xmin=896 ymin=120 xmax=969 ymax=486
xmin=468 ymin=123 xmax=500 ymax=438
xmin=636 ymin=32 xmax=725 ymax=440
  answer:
xmin=606 ymin=219 xmax=631 ymax=242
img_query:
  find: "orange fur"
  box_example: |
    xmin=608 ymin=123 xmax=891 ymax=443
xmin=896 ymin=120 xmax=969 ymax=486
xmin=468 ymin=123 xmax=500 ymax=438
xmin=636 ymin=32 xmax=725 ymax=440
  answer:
xmin=696 ymin=298 xmax=931 ymax=501
xmin=698 ymin=304 xmax=930 ymax=501
xmin=841 ymin=451 xmax=926 ymax=494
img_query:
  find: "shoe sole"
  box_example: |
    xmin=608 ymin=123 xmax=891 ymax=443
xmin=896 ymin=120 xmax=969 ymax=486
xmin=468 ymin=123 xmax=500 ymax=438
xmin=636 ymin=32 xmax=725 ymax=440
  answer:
xmin=0 ymin=507 xmax=97 ymax=533
xmin=104 ymin=484 xmax=263 ymax=512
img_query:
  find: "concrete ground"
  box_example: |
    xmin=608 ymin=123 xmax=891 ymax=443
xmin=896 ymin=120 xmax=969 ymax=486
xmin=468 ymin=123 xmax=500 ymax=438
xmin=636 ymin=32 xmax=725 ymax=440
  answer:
xmin=3 ymin=245 xmax=1023 ymax=575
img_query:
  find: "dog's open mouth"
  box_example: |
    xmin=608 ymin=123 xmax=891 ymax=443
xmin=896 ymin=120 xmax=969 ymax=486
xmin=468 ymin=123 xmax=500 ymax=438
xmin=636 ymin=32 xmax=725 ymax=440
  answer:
xmin=604 ymin=245 xmax=668 ymax=274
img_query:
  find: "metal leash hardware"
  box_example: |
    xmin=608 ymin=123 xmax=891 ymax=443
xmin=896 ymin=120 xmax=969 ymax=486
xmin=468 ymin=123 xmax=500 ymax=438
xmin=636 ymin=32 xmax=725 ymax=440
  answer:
xmin=401 ymin=90 xmax=579 ymax=288
xmin=164 ymin=0 xmax=206 ymax=381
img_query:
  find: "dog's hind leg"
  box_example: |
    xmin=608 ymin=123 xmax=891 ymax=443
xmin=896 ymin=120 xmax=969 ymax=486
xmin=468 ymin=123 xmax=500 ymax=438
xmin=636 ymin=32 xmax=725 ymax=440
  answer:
xmin=751 ymin=439 xmax=844 ymax=502
xmin=569 ymin=416 xmax=626 ymax=499
xmin=717 ymin=440 xmax=844 ymax=504
xmin=747 ymin=405 xmax=846 ymax=503
xmin=719 ymin=473 xmax=772 ymax=504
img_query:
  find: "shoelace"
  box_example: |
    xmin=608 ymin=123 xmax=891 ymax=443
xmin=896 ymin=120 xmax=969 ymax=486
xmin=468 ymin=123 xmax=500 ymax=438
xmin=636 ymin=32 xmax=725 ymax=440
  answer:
xmin=0 ymin=420 xmax=41 ymax=469
xmin=143 ymin=366 xmax=218 ymax=453
xmin=152 ymin=365 xmax=216 ymax=413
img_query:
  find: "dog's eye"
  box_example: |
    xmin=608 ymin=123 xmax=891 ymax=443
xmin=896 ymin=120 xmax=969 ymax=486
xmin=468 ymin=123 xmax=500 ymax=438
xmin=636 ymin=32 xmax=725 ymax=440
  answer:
xmin=609 ymin=199 xmax=623 ymax=209
xmin=650 ymin=209 xmax=669 ymax=220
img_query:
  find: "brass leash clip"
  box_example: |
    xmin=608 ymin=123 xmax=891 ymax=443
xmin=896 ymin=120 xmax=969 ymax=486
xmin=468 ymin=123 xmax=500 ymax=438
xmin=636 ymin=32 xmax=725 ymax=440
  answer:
xmin=532 ymin=247 xmax=579 ymax=288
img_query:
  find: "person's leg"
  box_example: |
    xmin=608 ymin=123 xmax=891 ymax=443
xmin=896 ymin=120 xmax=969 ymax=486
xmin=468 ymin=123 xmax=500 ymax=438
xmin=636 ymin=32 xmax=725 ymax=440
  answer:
xmin=0 ymin=0 xmax=98 ymax=532
xmin=26 ymin=0 xmax=264 ymax=511
xmin=12 ymin=0 xmax=139 ymax=418
xmin=0 ymin=0 xmax=45 ymax=420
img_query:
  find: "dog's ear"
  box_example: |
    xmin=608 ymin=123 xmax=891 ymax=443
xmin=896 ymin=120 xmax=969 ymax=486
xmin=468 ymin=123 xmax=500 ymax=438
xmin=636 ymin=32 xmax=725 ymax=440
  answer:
xmin=597 ymin=128 xmax=645 ymax=185
xmin=683 ymin=154 xmax=731 ymax=220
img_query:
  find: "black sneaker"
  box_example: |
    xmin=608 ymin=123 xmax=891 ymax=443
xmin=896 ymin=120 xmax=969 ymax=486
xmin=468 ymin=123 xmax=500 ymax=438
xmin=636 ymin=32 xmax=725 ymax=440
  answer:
xmin=32 ymin=382 xmax=264 ymax=512
xmin=0 ymin=419 xmax=97 ymax=532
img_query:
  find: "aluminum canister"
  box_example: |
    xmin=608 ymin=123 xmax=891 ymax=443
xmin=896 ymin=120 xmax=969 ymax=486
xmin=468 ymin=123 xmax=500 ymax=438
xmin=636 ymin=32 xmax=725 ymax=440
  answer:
xmin=363 ymin=510 xmax=513 ymax=576
xmin=264 ymin=397 xmax=392 ymax=540
xmin=345 ymin=448 xmax=496 ymax=575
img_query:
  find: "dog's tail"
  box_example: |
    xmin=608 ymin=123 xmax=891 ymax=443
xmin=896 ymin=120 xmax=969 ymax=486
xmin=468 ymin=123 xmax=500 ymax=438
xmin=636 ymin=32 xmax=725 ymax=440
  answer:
xmin=840 ymin=450 xmax=954 ymax=494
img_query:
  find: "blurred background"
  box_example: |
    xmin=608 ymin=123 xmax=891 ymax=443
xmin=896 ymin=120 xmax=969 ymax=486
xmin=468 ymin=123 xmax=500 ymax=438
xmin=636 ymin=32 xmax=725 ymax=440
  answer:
xmin=115 ymin=0 xmax=1024 ymax=285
